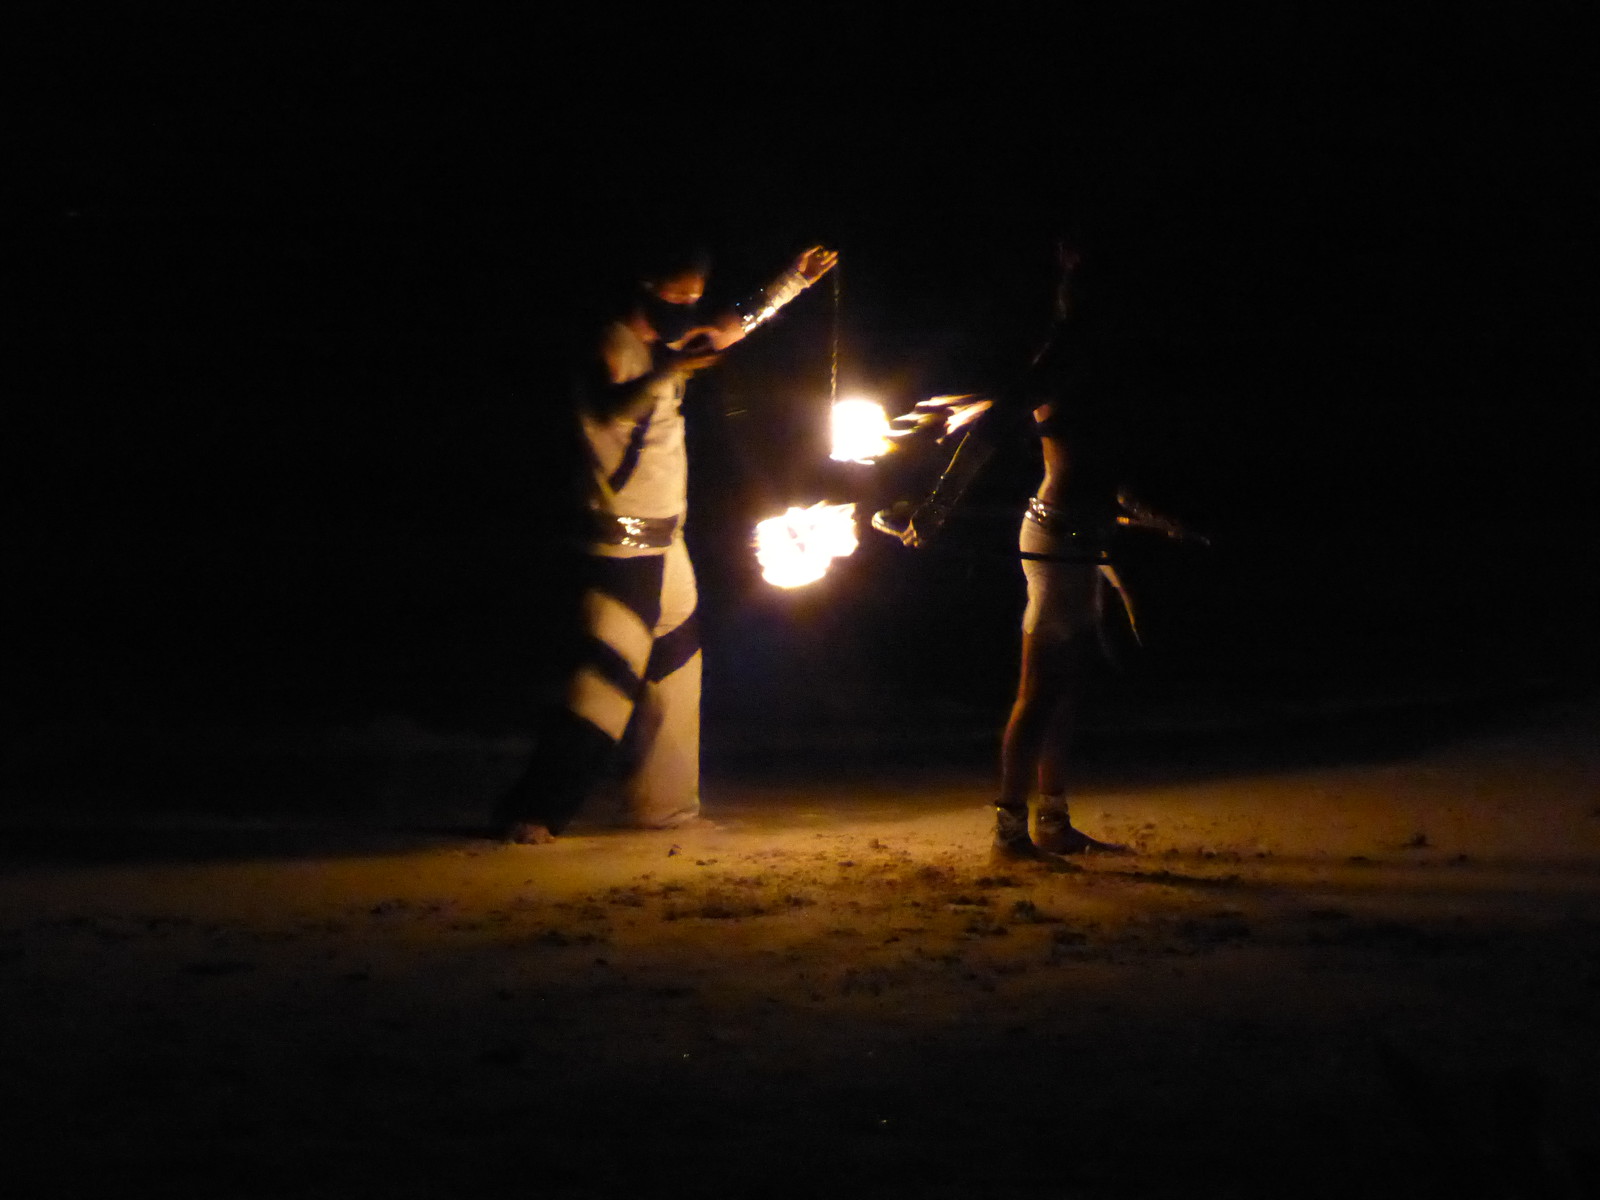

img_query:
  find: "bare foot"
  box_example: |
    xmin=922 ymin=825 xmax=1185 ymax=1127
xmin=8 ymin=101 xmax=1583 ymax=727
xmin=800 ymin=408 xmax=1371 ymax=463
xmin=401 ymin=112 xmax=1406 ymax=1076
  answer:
xmin=503 ymin=821 xmax=557 ymax=845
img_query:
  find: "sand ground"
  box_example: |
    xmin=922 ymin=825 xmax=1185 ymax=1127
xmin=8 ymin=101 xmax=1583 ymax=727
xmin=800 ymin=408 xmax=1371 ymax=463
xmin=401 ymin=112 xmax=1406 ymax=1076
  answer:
xmin=3 ymin=695 xmax=1599 ymax=1198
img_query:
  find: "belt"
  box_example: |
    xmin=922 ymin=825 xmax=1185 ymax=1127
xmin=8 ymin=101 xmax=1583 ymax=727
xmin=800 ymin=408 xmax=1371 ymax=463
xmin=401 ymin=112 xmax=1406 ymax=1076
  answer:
xmin=586 ymin=510 xmax=680 ymax=550
xmin=1025 ymin=496 xmax=1111 ymax=540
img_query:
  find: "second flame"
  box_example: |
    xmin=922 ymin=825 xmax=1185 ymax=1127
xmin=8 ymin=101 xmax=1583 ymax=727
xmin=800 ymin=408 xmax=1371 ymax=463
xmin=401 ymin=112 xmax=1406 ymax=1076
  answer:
xmin=754 ymin=502 xmax=859 ymax=588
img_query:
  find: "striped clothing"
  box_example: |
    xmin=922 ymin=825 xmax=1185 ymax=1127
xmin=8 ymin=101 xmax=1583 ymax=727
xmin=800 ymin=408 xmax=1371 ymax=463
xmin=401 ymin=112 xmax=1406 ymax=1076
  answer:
xmin=497 ymin=321 xmax=702 ymax=835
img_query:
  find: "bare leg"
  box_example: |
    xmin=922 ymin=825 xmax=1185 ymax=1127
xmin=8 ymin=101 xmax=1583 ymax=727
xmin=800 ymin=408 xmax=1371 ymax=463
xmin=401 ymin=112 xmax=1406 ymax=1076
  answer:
xmin=997 ymin=516 xmax=1104 ymax=864
xmin=1021 ymin=635 xmax=1132 ymax=856
xmin=995 ymin=631 xmax=1081 ymax=866
xmin=999 ymin=631 xmax=1072 ymax=808
xmin=1030 ymin=684 xmax=1132 ymax=864
xmin=1034 ymin=638 xmax=1088 ymax=797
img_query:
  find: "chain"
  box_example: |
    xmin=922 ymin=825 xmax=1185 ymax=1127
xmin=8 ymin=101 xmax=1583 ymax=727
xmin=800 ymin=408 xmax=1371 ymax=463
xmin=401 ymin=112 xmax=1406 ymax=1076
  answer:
xmin=829 ymin=259 xmax=841 ymax=405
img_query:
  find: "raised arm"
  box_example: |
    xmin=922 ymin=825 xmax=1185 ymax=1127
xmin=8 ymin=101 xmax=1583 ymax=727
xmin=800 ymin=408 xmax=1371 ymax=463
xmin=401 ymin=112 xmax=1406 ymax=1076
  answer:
xmin=697 ymin=245 xmax=839 ymax=350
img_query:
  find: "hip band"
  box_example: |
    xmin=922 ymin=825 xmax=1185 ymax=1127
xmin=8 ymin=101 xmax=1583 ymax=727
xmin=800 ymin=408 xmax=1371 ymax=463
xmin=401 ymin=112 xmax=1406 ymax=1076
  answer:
xmin=586 ymin=510 xmax=680 ymax=550
xmin=1026 ymin=496 xmax=1109 ymax=540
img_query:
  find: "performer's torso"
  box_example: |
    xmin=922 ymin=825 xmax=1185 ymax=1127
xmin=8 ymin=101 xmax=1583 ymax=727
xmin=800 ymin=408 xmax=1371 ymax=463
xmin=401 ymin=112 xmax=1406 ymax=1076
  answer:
xmin=582 ymin=321 xmax=688 ymax=522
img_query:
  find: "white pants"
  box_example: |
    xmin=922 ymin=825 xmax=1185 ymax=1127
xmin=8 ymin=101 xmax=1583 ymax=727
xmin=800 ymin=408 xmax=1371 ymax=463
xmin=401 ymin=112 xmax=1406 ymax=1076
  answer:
xmin=1019 ymin=514 xmax=1102 ymax=643
xmin=567 ymin=537 xmax=701 ymax=829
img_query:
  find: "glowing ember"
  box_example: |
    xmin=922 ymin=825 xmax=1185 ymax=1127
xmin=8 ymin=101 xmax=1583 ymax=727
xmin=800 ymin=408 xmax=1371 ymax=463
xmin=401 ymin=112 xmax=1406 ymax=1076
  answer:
xmin=754 ymin=502 xmax=859 ymax=588
xmin=829 ymin=398 xmax=894 ymax=463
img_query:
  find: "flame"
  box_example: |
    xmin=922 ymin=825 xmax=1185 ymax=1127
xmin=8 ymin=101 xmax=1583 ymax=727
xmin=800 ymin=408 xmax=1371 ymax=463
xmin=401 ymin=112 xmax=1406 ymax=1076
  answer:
xmin=942 ymin=398 xmax=993 ymax=434
xmin=825 ymin=394 xmax=999 ymax=469
xmin=829 ymin=398 xmax=894 ymax=463
xmin=754 ymin=502 xmax=859 ymax=588
xmin=914 ymin=394 xmax=991 ymax=437
xmin=873 ymin=394 xmax=997 ymax=447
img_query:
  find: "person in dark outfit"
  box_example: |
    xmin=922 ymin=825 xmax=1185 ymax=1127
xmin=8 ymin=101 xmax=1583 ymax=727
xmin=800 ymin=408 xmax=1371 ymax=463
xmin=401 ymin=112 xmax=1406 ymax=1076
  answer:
xmin=876 ymin=239 xmax=1140 ymax=863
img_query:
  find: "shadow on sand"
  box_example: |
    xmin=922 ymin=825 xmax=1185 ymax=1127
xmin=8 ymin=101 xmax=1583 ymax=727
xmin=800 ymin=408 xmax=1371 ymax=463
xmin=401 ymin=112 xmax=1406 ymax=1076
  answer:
xmin=1 ymin=677 xmax=1586 ymax=869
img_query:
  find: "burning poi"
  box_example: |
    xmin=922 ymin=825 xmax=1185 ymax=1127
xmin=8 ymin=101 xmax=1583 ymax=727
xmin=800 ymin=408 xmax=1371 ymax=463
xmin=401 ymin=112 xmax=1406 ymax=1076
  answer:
xmin=754 ymin=502 xmax=860 ymax=588
xmin=752 ymin=396 xmax=997 ymax=589
xmin=830 ymin=394 xmax=993 ymax=464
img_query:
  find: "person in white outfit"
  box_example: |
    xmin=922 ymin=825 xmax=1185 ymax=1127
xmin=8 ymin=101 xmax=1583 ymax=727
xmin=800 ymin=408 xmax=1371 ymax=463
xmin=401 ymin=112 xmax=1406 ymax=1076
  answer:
xmin=495 ymin=242 xmax=837 ymax=844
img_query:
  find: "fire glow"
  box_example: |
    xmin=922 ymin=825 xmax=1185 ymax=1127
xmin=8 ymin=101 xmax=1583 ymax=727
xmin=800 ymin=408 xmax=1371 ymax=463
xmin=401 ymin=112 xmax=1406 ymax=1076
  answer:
xmin=829 ymin=395 xmax=995 ymax=464
xmin=937 ymin=395 xmax=993 ymax=434
xmin=754 ymin=502 xmax=859 ymax=588
xmin=829 ymin=398 xmax=894 ymax=463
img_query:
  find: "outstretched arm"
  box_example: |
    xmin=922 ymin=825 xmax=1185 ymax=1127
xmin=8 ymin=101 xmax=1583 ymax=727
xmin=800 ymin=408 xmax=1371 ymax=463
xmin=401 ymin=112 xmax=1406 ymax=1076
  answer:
xmin=878 ymin=398 xmax=1035 ymax=547
xmin=705 ymin=245 xmax=838 ymax=348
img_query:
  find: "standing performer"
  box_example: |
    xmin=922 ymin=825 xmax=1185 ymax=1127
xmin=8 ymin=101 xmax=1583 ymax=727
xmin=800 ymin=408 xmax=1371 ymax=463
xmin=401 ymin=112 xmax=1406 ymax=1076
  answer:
xmin=994 ymin=402 xmax=1135 ymax=863
xmin=495 ymin=241 xmax=838 ymax=845
xmin=875 ymin=239 xmax=1152 ymax=863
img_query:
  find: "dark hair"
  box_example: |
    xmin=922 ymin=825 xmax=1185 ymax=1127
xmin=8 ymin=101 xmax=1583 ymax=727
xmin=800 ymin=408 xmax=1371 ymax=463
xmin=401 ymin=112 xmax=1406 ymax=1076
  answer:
xmin=566 ymin=224 xmax=713 ymax=326
xmin=637 ymin=241 xmax=711 ymax=285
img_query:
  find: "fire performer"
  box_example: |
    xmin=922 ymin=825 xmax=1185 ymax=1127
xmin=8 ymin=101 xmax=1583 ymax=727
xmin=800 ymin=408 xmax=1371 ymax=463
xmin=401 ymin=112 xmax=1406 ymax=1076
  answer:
xmin=495 ymin=241 xmax=838 ymax=844
xmin=993 ymin=397 xmax=1138 ymax=864
xmin=876 ymin=238 xmax=1194 ymax=863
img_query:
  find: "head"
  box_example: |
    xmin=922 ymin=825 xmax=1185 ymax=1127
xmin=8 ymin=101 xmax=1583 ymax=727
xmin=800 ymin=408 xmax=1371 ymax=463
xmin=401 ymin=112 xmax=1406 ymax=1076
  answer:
xmin=635 ymin=244 xmax=711 ymax=343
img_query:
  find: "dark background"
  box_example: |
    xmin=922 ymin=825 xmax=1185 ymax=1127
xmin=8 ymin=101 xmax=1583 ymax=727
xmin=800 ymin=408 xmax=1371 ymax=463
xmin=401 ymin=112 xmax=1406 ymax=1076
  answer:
xmin=6 ymin=8 xmax=1596 ymax=809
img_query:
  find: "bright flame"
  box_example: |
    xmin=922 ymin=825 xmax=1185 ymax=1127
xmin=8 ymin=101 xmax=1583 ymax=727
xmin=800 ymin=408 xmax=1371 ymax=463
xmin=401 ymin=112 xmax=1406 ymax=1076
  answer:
xmin=913 ymin=394 xmax=991 ymax=436
xmin=829 ymin=398 xmax=894 ymax=463
xmin=942 ymin=398 xmax=993 ymax=434
xmin=754 ymin=502 xmax=859 ymax=588
xmin=875 ymin=394 xmax=997 ymax=444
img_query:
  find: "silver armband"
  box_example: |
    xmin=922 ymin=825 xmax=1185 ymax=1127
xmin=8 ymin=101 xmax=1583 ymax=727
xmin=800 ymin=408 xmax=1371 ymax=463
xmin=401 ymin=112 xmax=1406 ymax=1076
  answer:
xmin=736 ymin=267 xmax=811 ymax=334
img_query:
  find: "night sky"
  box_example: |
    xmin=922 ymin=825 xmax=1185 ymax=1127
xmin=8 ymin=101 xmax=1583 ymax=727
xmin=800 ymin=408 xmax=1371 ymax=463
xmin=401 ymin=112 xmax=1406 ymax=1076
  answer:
xmin=8 ymin=9 xmax=1596 ymax=793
